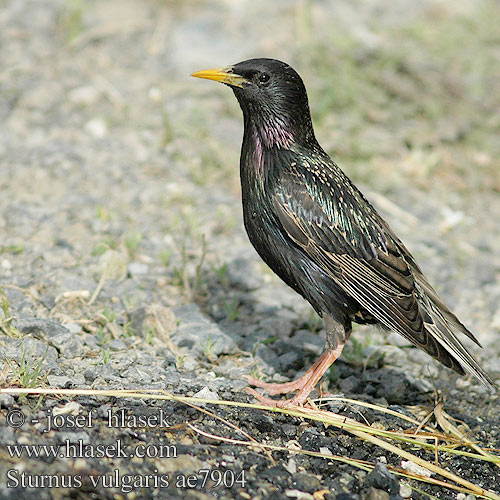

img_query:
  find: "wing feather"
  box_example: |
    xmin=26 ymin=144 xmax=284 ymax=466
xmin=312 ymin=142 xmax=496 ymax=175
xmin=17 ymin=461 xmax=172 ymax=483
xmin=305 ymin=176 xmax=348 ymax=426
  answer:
xmin=272 ymin=163 xmax=493 ymax=387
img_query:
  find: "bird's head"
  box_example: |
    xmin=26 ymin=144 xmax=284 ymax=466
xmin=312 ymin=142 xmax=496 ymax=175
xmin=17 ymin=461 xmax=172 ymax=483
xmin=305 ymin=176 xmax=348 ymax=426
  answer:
xmin=192 ymin=58 xmax=316 ymax=149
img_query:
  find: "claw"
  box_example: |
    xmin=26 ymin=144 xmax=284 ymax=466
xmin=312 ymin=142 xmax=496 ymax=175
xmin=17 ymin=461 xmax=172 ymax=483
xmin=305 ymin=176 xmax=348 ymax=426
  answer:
xmin=245 ymin=388 xmax=312 ymax=409
xmin=245 ymin=345 xmax=345 ymax=408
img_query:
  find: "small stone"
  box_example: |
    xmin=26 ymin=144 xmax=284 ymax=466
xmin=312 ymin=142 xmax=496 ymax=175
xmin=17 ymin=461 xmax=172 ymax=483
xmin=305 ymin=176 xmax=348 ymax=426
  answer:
xmin=52 ymin=402 xmax=82 ymax=416
xmin=362 ymin=345 xmax=385 ymax=368
xmin=193 ymin=386 xmax=220 ymax=402
xmin=42 ymin=359 xmax=63 ymax=376
xmin=292 ymin=330 xmax=323 ymax=354
xmin=365 ymin=462 xmax=399 ymax=495
xmin=283 ymin=458 xmax=297 ymax=475
xmin=254 ymin=343 xmax=279 ymax=373
xmin=339 ymin=375 xmax=359 ymax=393
xmin=47 ymin=375 xmax=73 ymax=388
xmin=130 ymin=305 xmax=177 ymax=341
xmin=338 ymin=472 xmax=355 ymax=487
xmin=400 ymin=460 xmax=432 ymax=478
xmin=336 ymin=494 xmax=360 ymax=500
xmin=281 ymin=424 xmax=297 ymax=438
xmin=122 ymin=366 xmax=159 ymax=384
xmin=16 ymin=318 xmax=82 ymax=358
xmin=73 ymin=458 xmax=88 ymax=471
xmin=128 ymin=262 xmax=149 ymax=276
xmin=58 ymin=431 xmax=90 ymax=445
xmin=156 ymin=454 xmax=204 ymax=474
xmin=87 ymin=364 xmax=118 ymax=382
xmin=148 ymin=87 xmax=162 ymax=103
xmin=1 ymin=258 xmax=12 ymax=269
xmin=0 ymin=394 xmax=15 ymax=408
xmin=85 ymin=118 xmax=107 ymax=138
xmin=226 ymin=257 xmax=263 ymax=290
xmin=291 ymin=472 xmax=321 ymax=492
xmin=319 ymin=446 xmax=332 ymax=456
xmin=284 ymin=490 xmax=314 ymax=500
xmin=0 ymin=336 xmax=58 ymax=364
xmin=374 ymin=371 xmax=411 ymax=404
xmin=84 ymin=335 xmax=100 ymax=352
xmin=84 ymin=368 xmax=97 ymax=382
xmin=65 ymin=322 xmax=82 ymax=334
xmin=109 ymin=339 xmax=127 ymax=351
xmin=68 ymin=85 xmax=101 ymax=106
xmin=250 ymin=283 xmax=310 ymax=316
xmin=399 ymin=482 xmax=412 ymax=498
xmin=41 ymin=294 xmax=56 ymax=309
xmin=49 ymin=331 xmax=84 ymax=358
xmin=365 ymin=487 xmax=389 ymax=500
xmin=172 ymin=304 xmax=238 ymax=356
xmin=378 ymin=346 xmax=408 ymax=367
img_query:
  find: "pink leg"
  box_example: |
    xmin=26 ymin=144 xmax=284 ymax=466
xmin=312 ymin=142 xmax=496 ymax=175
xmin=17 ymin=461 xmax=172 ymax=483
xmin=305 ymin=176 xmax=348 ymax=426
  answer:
xmin=246 ymin=350 xmax=332 ymax=395
xmin=247 ymin=343 xmax=345 ymax=408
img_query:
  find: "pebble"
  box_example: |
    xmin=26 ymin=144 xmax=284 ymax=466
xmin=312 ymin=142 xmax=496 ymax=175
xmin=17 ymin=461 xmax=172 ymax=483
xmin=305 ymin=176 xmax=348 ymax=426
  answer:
xmin=0 ymin=394 xmax=15 ymax=408
xmin=339 ymin=374 xmax=360 ymax=394
xmin=128 ymin=262 xmax=149 ymax=276
xmin=52 ymin=402 xmax=82 ymax=416
xmin=365 ymin=462 xmax=399 ymax=495
xmin=291 ymin=472 xmax=321 ymax=492
xmin=49 ymin=331 xmax=84 ymax=358
xmin=84 ymin=118 xmax=108 ymax=138
xmin=365 ymin=488 xmax=390 ymax=500
xmin=65 ymin=322 xmax=83 ymax=334
xmin=283 ymin=458 xmax=297 ymax=474
xmin=284 ymin=490 xmax=314 ymax=500
xmin=254 ymin=343 xmax=279 ymax=373
xmin=47 ymin=375 xmax=73 ymax=388
xmin=193 ymin=386 xmax=220 ymax=401
xmin=399 ymin=483 xmax=412 ymax=498
xmin=67 ymin=85 xmax=101 ymax=106
xmin=109 ymin=339 xmax=127 ymax=351
xmin=0 ymin=336 xmax=58 ymax=363
xmin=225 ymin=257 xmax=263 ymax=290
xmin=16 ymin=318 xmax=83 ymax=358
xmin=400 ymin=461 xmax=433 ymax=478
xmin=172 ymin=304 xmax=238 ymax=356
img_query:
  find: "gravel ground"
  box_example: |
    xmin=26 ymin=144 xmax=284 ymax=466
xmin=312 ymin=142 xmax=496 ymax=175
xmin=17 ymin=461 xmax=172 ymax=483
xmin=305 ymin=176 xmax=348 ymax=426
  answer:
xmin=1 ymin=1 xmax=499 ymax=499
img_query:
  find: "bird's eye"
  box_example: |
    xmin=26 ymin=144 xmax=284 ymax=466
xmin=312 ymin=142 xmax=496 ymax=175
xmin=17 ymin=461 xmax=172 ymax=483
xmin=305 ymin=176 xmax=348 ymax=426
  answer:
xmin=258 ymin=73 xmax=270 ymax=84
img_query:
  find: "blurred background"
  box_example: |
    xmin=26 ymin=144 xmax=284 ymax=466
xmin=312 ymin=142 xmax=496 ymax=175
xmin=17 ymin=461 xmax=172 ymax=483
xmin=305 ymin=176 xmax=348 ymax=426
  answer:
xmin=1 ymin=0 xmax=499 ymax=369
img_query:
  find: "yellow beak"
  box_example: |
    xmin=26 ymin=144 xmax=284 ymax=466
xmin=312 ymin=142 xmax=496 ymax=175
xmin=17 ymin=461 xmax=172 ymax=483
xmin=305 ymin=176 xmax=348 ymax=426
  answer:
xmin=190 ymin=67 xmax=246 ymax=88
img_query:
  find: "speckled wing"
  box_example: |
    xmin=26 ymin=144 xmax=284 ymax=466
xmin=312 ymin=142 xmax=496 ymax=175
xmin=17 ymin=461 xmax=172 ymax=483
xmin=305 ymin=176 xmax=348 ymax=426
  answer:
xmin=273 ymin=161 xmax=493 ymax=387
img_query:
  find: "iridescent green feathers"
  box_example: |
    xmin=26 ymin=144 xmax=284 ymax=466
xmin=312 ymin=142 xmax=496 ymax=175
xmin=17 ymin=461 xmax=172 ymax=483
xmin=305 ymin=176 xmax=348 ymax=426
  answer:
xmin=272 ymin=149 xmax=492 ymax=386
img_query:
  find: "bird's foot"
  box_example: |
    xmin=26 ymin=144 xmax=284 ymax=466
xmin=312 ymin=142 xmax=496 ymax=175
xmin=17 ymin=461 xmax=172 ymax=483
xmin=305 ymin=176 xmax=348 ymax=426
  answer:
xmin=246 ymin=345 xmax=345 ymax=408
xmin=245 ymin=373 xmax=313 ymax=396
xmin=245 ymin=388 xmax=313 ymax=409
xmin=245 ymin=349 xmax=333 ymax=396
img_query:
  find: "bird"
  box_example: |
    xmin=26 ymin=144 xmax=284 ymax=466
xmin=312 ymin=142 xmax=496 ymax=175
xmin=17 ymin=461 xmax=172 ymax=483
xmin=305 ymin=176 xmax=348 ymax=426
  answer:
xmin=191 ymin=58 xmax=494 ymax=407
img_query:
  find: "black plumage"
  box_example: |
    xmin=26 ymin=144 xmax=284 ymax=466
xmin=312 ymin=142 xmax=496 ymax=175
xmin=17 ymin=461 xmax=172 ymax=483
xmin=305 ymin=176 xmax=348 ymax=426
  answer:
xmin=192 ymin=58 xmax=494 ymax=407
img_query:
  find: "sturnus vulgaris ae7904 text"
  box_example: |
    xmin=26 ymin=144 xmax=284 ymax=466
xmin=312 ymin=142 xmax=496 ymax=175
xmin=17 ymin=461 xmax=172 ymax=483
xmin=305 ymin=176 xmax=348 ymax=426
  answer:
xmin=192 ymin=58 xmax=493 ymax=407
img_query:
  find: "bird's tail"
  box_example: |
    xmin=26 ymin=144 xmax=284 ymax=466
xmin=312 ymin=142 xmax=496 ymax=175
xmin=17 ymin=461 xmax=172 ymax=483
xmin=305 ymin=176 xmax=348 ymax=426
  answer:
xmin=416 ymin=277 xmax=495 ymax=389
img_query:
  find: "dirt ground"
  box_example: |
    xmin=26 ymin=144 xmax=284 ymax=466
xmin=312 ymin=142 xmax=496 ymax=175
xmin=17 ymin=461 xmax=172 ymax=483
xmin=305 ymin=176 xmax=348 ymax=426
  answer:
xmin=0 ymin=1 xmax=499 ymax=499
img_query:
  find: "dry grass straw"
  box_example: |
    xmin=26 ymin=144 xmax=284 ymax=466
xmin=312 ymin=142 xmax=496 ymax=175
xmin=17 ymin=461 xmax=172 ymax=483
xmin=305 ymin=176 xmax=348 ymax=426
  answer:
xmin=1 ymin=387 xmax=498 ymax=499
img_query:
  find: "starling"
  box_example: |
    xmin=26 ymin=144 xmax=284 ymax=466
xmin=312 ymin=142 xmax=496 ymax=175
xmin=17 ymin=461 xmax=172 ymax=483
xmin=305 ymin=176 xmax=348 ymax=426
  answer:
xmin=192 ymin=58 xmax=493 ymax=407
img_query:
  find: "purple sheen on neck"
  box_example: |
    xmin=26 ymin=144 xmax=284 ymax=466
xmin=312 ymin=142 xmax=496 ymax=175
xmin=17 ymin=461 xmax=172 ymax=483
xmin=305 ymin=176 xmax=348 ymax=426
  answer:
xmin=252 ymin=129 xmax=264 ymax=168
xmin=250 ymin=120 xmax=293 ymax=168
